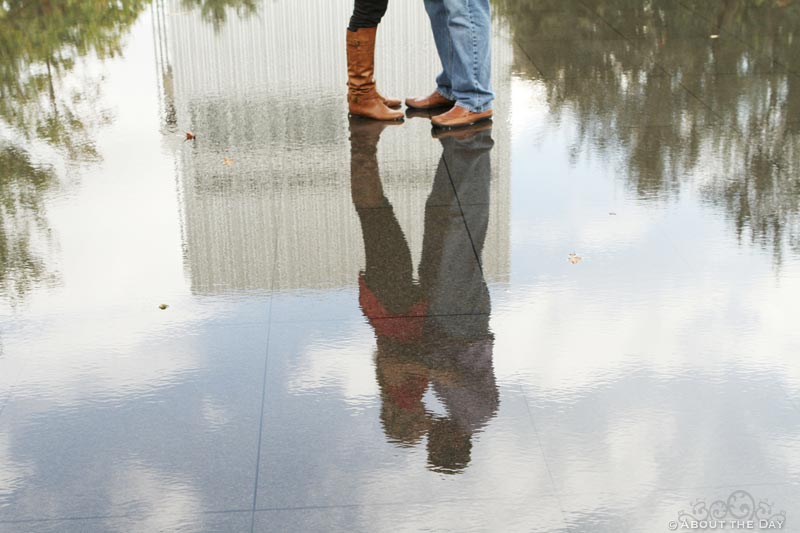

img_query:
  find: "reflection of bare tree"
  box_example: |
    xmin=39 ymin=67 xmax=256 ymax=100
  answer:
xmin=0 ymin=146 xmax=59 ymax=304
xmin=0 ymin=0 xmax=146 ymax=159
xmin=180 ymin=0 xmax=257 ymax=31
xmin=0 ymin=0 xmax=147 ymax=303
xmin=496 ymin=0 xmax=800 ymax=262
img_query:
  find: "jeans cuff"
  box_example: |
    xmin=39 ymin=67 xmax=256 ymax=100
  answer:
xmin=456 ymin=102 xmax=492 ymax=113
xmin=436 ymin=87 xmax=454 ymax=101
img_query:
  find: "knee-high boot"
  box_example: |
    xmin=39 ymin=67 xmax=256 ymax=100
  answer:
xmin=347 ymin=27 xmax=403 ymax=121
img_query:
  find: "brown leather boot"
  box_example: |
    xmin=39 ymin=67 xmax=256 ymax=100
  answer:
xmin=347 ymin=27 xmax=403 ymax=121
xmin=377 ymin=91 xmax=401 ymax=109
xmin=345 ymin=86 xmax=401 ymax=108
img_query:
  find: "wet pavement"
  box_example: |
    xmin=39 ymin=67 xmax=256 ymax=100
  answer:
xmin=1 ymin=0 xmax=800 ymax=531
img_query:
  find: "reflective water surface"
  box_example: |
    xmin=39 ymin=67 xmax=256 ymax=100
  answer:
xmin=1 ymin=0 xmax=800 ymax=531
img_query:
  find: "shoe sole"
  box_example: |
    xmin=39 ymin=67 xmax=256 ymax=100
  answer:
xmin=348 ymin=113 xmax=404 ymax=122
xmin=404 ymin=101 xmax=456 ymax=110
xmin=431 ymin=114 xmax=493 ymax=129
xmin=431 ymin=120 xmax=493 ymax=139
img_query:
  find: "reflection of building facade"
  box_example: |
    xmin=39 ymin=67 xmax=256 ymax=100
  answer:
xmin=153 ymin=0 xmax=512 ymax=293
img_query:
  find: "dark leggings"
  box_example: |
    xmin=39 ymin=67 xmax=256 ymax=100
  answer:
xmin=349 ymin=0 xmax=389 ymax=30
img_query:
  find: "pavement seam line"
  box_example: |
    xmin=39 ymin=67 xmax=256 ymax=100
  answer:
xmin=250 ymin=221 xmax=281 ymax=533
xmin=440 ymin=152 xmax=486 ymax=275
xmin=518 ymin=381 xmax=570 ymax=526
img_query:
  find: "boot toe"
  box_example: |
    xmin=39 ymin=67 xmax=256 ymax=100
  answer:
xmin=384 ymin=97 xmax=402 ymax=108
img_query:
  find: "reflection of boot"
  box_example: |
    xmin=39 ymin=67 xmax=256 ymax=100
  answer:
xmin=349 ymin=117 xmax=426 ymax=322
xmin=349 ymin=115 xmax=400 ymax=144
xmin=349 ymin=117 xmax=400 ymax=208
xmin=347 ymin=27 xmax=403 ymax=121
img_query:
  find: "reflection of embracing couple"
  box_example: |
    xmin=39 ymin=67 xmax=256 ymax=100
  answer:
xmin=350 ymin=119 xmax=498 ymax=473
xmin=346 ymin=0 xmax=493 ymax=128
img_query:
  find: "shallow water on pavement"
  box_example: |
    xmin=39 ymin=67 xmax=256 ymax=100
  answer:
xmin=1 ymin=0 xmax=799 ymax=531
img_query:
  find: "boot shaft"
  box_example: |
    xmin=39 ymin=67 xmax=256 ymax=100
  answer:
xmin=346 ymin=26 xmax=378 ymax=99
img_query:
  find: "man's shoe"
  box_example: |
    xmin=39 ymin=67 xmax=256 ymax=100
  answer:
xmin=405 ymin=91 xmax=455 ymax=110
xmin=431 ymin=106 xmax=493 ymax=128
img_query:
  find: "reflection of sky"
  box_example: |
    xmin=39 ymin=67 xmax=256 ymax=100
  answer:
xmin=0 ymin=11 xmax=254 ymax=528
xmin=1 ymin=13 xmax=196 ymax=389
xmin=497 ymin=77 xmax=800 ymax=386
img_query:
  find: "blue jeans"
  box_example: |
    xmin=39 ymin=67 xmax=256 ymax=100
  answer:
xmin=423 ymin=0 xmax=494 ymax=113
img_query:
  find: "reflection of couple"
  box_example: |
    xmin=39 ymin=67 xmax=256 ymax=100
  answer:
xmin=346 ymin=0 xmax=493 ymax=128
xmin=350 ymin=119 xmax=498 ymax=473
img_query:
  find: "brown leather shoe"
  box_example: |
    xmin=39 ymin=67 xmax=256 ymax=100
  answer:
xmin=405 ymin=91 xmax=455 ymax=110
xmin=431 ymin=106 xmax=493 ymax=128
xmin=347 ymin=27 xmax=403 ymax=121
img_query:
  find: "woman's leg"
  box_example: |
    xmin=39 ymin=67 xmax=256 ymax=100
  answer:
xmin=346 ymin=0 xmax=403 ymax=120
xmin=349 ymin=0 xmax=389 ymax=30
xmin=349 ymin=119 xmax=421 ymax=317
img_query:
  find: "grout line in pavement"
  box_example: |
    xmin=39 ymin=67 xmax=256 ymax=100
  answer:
xmin=576 ymin=0 xmax=628 ymax=40
xmin=251 ymin=494 xmax=546 ymax=514
xmin=556 ymin=479 xmax=799 ymax=499
xmin=440 ymin=153 xmax=486 ymax=275
xmin=249 ymin=221 xmax=281 ymax=533
xmin=512 ymin=40 xmax=547 ymax=80
xmin=270 ymin=311 xmax=491 ymax=327
xmin=0 ymin=378 xmax=15 ymax=420
xmin=0 ymin=508 xmax=253 ymax=526
xmin=517 ymin=381 xmax=570 ymax=526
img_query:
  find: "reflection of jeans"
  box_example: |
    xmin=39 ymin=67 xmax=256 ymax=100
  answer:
xmin=423 ymin=0 xmax=494 ymax=113
xmin=421 ymin=129 xmax=492 ymax=336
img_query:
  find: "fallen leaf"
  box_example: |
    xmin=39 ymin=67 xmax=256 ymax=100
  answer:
xmin=185 ymin=132 xmax=195 ymax=140
xmin=159 ymin=304 xmax=169 ymax=310
xmin=223 ymin=157 xmax=234 ymax=166
xmin=568 ymin=253 xmax=583 ymax=264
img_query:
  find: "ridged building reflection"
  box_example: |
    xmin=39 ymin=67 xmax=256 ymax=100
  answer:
xmin=152 ymin=0 xmax=512 ymax=293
